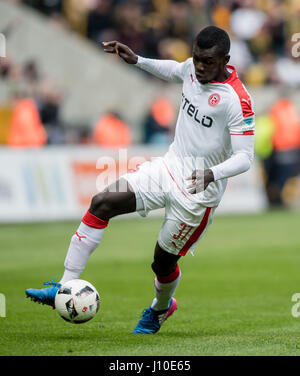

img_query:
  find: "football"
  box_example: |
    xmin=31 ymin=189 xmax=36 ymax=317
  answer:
xmin=54 ymin=279 xmax=100 ymax=324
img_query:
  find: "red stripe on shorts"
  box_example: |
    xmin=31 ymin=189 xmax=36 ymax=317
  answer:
xmin=178 ymin=207 xmax=211 ymax=256
xmin=162 ymin=160 xmax=187 ymax=198
xmin=82 ymin=210 xmax=109 ymax=229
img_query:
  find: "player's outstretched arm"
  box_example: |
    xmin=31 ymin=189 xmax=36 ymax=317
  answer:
xmin=102 ymin=41 xmax=138 ymax=64
xmin=102 ymin=40 xmax=186 ymax=83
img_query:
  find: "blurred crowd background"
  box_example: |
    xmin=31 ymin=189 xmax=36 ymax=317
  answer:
xmin=14 ymin=0 xmax=300 ymax=84
xmin=0 ymin=0 xmax=300 ymax=208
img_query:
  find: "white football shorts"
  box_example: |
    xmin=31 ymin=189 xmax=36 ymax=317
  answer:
xmin=122 ymin=157 xmax=216 ymax=256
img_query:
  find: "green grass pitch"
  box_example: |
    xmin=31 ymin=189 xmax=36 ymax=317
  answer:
xmin=1 ymin=209 xmax=300 ymax=356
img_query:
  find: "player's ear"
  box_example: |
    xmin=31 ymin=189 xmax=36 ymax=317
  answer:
xmin=224 ymin=55 xmax=230 ymax=65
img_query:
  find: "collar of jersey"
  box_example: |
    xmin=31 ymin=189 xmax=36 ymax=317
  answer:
xmin=209 ymin=65 xmax=237 ymax=84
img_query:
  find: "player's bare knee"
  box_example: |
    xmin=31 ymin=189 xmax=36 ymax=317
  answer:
xmin=89 ymin=192 xmax=113 ymax=219
xmin=90 ymin=192 xmax=104 ymax=211
xmin=151 ymin=259 xmax=176 ymax=277
xmin=151 ymin=260 xmax=162 ymax=276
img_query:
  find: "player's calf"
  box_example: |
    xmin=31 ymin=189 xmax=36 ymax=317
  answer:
xmin=133 ymin=244 xmax=181 ymax=334
xmin=25 ymin=179 xmax=137 ymax=308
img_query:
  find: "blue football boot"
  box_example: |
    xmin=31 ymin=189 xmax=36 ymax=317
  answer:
xmin=133 ymin=298 xmax=177 ymax=334
xmin=25 ymin=278 xmax=61 ymax=308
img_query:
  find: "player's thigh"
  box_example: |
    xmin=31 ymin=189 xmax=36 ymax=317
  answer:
xmin=121 ymin=159 xmax=167 ymax=217
xmin=158 ymin=206 xmax=215 ymax=256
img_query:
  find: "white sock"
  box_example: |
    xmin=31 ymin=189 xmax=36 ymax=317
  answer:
xmin=59 ymin=222 xmax=105 ymax=285
xmin=151 ymin=267 xmax=181 ymax=311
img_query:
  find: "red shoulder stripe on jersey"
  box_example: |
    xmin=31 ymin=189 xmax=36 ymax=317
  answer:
xmin=227 ymin=75 xmax=254 ymax=118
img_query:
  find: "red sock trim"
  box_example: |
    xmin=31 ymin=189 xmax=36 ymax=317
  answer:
xmin=82 ymin=210 xmax=109 ymax=229
xmin=157 ymin=264 xmax=180 ymax=284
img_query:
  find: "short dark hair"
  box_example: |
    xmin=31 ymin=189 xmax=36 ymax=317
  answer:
xmin=195 ymin=26 xmax=230 ymax=56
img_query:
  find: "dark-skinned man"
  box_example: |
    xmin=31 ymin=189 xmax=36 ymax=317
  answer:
xmin=26 ymin=26 xmax=255 ymax=334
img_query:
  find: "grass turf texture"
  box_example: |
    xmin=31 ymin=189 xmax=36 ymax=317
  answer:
xmin=0 ymin=209 xmax=300 ymax=356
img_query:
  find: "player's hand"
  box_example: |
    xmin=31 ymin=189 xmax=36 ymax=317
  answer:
xmin=102 ymin=41 xmax=138 ymax=64
xmin=185 ymin=169 xmax=214 ymax=194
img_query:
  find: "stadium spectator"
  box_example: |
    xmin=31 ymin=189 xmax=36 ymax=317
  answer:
xmin=275 ymin=40 xmax=300 ymax=88
xmin=7 ymin=97 xmax=48 ymax=147
xmin=37 ymin=82 xmax=65 ymax=145
xmin=265 ymin=2 xmax=286 ymax=56
xmin=22 ymin=60 xmax=40 ymax=83
xmin=143 ymin=97 xmax=175 ymax=145
xmin=0 ymin=57 xmax=14 ymax=80
xmin=257 ymin=98 xmax=300 ymax=207
xmin=87 ymin=0 xmax=116 ymax=43
xmin=211 ymin=0 xmax=231 ymax=30
xmin=230 ymin=0 xmax=267 ymax=41
xmin=113 ymin=1 xmax=146 ymax=55
xmin=0 ymin=53 xmax=66 ymax=145
xmin=93 ymin=112 xmax=132 ymax=148
xmin=62 ymin=0 xmax=90 ymax=36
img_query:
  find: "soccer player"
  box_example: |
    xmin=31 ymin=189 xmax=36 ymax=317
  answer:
xmin=26 ymin=26 xmax=255 ymax=334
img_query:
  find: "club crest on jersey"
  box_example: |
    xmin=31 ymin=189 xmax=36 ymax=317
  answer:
xmin=208 ymin=93 xmax=220 ymax=107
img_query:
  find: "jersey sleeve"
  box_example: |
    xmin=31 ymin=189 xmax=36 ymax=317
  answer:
xmin=136 ymin=56 xmax=191 ymax=83
xmin=226 ymin=88 xmax=255 ymax=135
xmin=210 ymin=134 xmax=254 ymax=181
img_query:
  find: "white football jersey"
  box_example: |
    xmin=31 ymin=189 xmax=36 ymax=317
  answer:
xmin=161 ymin=58 xmax=255 ymax=207
xmin=136 ymin=56 xmax=255 ymax=208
